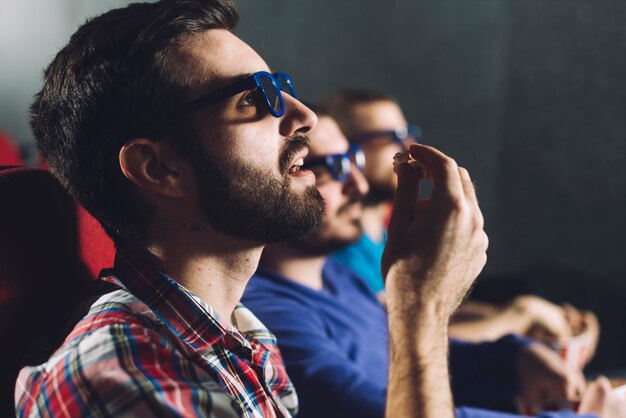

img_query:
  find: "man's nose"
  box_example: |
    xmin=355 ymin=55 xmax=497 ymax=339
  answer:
xmin=401 ymin=136 xmax=417 ymax=149
xmin=279 ymin=94 xmax=318 ymax=137
xmin=343 ymin=164 xmax=369 ymax=198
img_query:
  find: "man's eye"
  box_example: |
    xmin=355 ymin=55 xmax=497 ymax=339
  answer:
xmin=239 ymin=89 xmax=262 ymax=107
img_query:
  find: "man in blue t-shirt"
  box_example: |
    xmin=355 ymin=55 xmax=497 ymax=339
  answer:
xmin=243 ymin=110 xmax=620 ymax=417
xmin=323 ymin=89 xmax=600 ymax=349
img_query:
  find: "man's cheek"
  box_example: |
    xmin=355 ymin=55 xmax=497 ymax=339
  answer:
xmin=318 ymin=185 xmax=342 ymax=216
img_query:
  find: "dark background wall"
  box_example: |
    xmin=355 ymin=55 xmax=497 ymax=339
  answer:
xmin=1 ymin=0 xmax=625 ymax=372
xmin=234 ymin=0 xmax=626 ymax=372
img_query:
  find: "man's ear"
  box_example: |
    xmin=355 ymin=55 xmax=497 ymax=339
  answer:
xmin=119 ymin=138 xmax=190 ymax=198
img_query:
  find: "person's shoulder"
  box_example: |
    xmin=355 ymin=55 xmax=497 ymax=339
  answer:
xmin=242 ymin=276 xmax=325 ymax=330
xmin=243 ymin=285 xmax=318 ymax=316
xmin=14 ymin=308 xmax=239 ymax=418
xmin=246 ymin=268 xmax=278 ymax=291
xmin=66 ymin=288 xmax=160 ymax=344
xmin=15 ymin=289 xmax=185 ymax=417
xmin=74 ymin=287 xmax=160 ymax=332
xmin=26 ymin=288 xmax=167 ymax=376
xmin=245 ymin=268 xmax=316 ymax=304
xmin=324 ymin=258 xmax=359 ymax=277
xmin=324 ymin=259 xmax=376 ymax=290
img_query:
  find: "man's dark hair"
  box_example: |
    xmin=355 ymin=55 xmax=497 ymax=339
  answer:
xmin=31 ymin=0 xmax=239 ymax=245
xmin=321 ymin=89 xmax=399 ymax=138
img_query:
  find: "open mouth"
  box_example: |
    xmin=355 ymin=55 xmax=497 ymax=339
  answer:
xmin=288 ymin=157 xmax=304 ymax=174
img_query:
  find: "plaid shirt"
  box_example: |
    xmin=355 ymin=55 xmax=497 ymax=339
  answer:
xmin=15 ymin=250 xmax=298 ymax=418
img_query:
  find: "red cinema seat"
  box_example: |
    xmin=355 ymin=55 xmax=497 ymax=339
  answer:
xmin=0 ymin=131 xmax=23 ymax=166
xmin=76 ymin=204 xmax=116 ymax=279
xmin=0 ymin=166 xmax=115 ymax=416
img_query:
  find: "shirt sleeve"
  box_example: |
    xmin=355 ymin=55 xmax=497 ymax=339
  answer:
xmin=16 ymin=320 xmax=240 ymax=418
xmin=450 ymin=334 xmax=532 ymax=408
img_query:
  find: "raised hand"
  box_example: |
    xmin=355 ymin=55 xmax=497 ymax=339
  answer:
xmin=382 ymin=144 xmax=488 ymax=321
xmin=383 ymin=144 xmax=488 ymax=418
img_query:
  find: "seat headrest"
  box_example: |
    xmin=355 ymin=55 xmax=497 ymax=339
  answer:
xmin=0 ymin=131 xmax=23 ymax=165
xmin=0 ymin=166 xmax=115 ymax=415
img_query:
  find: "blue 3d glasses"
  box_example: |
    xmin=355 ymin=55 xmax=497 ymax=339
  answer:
xmin=302 ymin=145 xmax=366 ymax=182
xmin=177 ymin=71 xmax=296 ymax=118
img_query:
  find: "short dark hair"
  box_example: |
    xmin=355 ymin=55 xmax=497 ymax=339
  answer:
xmin=31 ymin=0 xmax=239 ymax=245
xmin=321 ymin=89 xmax=399 ymax=138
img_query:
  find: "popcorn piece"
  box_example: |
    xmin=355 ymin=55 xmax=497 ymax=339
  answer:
xmin=393 ymin=151 xmax=426 ymax=179
xmin=393 ymin=151 xmax=410 ymax=166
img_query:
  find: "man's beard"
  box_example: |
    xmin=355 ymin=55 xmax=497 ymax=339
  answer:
xmin=287 ymin=198 xmax=364 ymax=256
xmin=189 ymin=135 xmax=325 ymax=243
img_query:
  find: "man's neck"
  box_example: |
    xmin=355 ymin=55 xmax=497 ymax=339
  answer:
xmin=145 ymin=215 xmax=263 ymax=324
xmin=361 ymin=201 xmax=390 ymax=243
xmin=261 ymin=244 xmax=327 ymax=291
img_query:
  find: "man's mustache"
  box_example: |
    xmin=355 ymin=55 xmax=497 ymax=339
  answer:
xmin=279 ymin=134 xmax=310 ymax=174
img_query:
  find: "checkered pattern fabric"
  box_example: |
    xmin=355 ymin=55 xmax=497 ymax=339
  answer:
xmin=15 ymin=250 xmax=297 ymax=418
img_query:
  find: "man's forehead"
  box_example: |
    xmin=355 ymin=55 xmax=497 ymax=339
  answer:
xmin=170 ymin=29 xmax=270 ymax=93
xmin=352 ymin=100 xmax=407 ymax=132
xmin=308 ymin=117 xmax=349 ymax=158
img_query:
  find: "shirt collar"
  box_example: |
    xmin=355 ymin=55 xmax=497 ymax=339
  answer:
xmin=99 ymin=248 xmax=253 ymax=356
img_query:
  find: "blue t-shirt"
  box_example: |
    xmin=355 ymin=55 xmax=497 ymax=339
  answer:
xmin=330 ymin=232 xmax=386 ymax=293
xmin=242 ymin=260 xmax=591 ymax=418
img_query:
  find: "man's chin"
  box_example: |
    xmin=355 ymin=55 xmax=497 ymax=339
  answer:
xmin=288 ymin=223 xmax=362 ymax=256
xmin=199 ymin=175 xmax=325 ymax=244
xmin=316 ymin=233 xmax=362 ymax=256
xmin=262 ymin=187 xmax=326 ymax=243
